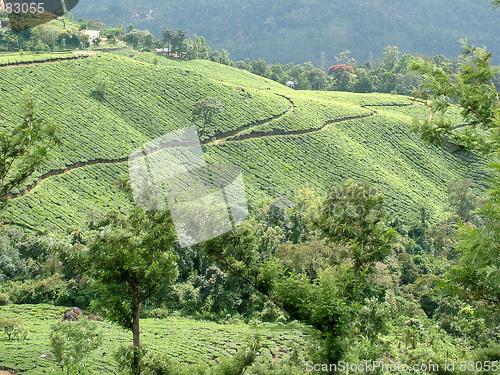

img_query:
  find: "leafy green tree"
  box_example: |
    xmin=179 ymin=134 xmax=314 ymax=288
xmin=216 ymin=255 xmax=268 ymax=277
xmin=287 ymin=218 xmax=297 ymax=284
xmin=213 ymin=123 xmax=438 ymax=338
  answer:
xmin=70 ymin=208 xmax=179 ymax=374
xmin=381 ymin=45 xmax=400 ymax=71
xmin=270 ymin=63 xmax=284 ymax=82
xmin=250 ymin=59 xmax=270 ymax=77
xmin=186 ymin=34 xmax=211 ymax=59
xmin=3 ymin=30 xmax=19 ymax=51
xmin=220 ymin=49 xmax=231 ymax=65
xmin=78 ymin=33 xmax=90 ymax=49
xmin=192 ymin=97 xmax=224 ymax=134
xmin=446 ymin=178 xmax=478 ymax=222
xmin=353 ymin=68 xmax=374 ymax=93
xmin=0 ymin=92 xmax=59 ymax=210
xmin=297 ymin=69 xmax=328 ymax=90
xmin=315 ymin=181 xmax=397 ymax=274
xmin=94 ymin=73 xmax=110 ymax=98
xmin=412 ymin=41 xmax=500 ymax=308
xmin=378 ymin=71 xmax=396 ymax=93
xmin=123 ymin=30 xmax=142 ymax=48
xmin=411 ymin=41 xmax=498 ymax=152
xmin=142 ymin=32 xmax=154 ymax=50
xmin=162 ymin=28 xmax=174 ymax=55
xmin=171 ymin=29 xmax=187 ymax=56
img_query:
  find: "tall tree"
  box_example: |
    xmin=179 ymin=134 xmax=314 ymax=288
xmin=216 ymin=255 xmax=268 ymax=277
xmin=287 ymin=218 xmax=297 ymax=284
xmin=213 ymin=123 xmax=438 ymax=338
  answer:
xmin=69 ymin=207 xmax=179 ymax=374
xmin=162 ymin=28 xmax=174 ymax=55
xmin=0 ymin=92 xmax=59 ymax=210
xmin=412 ymin=40 xmax=500 ymax=308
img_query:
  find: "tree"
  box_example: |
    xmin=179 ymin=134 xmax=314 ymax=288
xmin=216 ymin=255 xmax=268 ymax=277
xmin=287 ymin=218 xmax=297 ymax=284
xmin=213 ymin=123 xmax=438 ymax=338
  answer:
xmin=0 ymin=92 xmax=60 ymax=210
xmin=78 ymin=33 xmax=90 ymax=49
xmin=220 ymin=49 xmax=231 ymax=65
xmin=353 ymin=68 xmax=374 ymax=93
xmin=171 ymin=28 xmax=187 ymax=57
xmin=70 ymin=207 xmax=179 ymax=374
xmin=94 ymin=73 xmax=110 ymax=98
xmin=3 ymin=31 xmax=19 ymax=51
xmin=297 ymin=69 xmax=328 ymax=90
xmin=314 ymin=180 xmax=397 ymax=275
xmin=123 ymin=30 xmax=142 ymax=49
xmin=162 ymin=28 xmax=175 ymax=55
xmin=142 ymin=32 xmax=154 ymax=50
xmin=186 ymin=34 xmax=211 ymax=60
xmin=411 ymin=41 xmax=498 ymax=152
xmin=250 ymin=59 xmax=270 ymax=77
xmin=412 ymin=40 xmax=500 ymax=308
xmin=192 ymin=97 xmax=224 ymax=134
xmin=381 ymin=45 xmax=400 ymax=71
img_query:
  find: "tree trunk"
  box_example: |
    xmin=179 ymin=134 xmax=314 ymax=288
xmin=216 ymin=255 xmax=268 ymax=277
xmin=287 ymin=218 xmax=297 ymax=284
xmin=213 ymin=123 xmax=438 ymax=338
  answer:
xmin=131 ymin=281 xmax=141 ymax=375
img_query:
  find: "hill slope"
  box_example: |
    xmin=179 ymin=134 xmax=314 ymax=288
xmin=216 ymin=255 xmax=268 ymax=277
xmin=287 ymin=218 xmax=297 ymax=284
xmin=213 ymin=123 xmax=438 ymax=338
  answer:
xmin=71 ymin=0 xmax=500 ymax=65
xmin=0 ymin=52 xmax=489 ymax=232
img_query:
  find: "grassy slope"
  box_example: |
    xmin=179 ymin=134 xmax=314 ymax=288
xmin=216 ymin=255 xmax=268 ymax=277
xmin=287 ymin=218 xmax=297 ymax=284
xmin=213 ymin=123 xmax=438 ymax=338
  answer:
xmin=0 ymin=304 xmax=313 ymax=374
xmin=0 ymin=52 xmax=490 ymax=231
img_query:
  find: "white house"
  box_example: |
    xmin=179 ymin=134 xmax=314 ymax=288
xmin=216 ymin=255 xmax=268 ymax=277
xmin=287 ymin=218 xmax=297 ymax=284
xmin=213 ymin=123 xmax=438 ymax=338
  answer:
xmin=286 ymin=81 xmax=296 ymax=89
xmin=81 ymin=30 xmax=101 ymax=43
xmin=155 ymin=48 xmax=171 ymax=54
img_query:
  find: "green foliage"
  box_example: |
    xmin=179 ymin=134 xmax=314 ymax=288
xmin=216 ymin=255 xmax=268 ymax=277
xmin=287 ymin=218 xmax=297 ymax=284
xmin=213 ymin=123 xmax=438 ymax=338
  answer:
xmin=94 ymin=72 xmax=110 ymax=97
xmin=50 ymin=319 xmax=102 ymax=373
xmin=211 ymin=334 xmax=260 ymax=375
xmin=412 ymin=41 xmax=499 ymax=153
xmin=0 ymin=292 xmax=9 ymax=306
xmin=413 ymin=40 xmax=500 ymax=312
xmin=0 ymin=91 xmax=60 ymax=210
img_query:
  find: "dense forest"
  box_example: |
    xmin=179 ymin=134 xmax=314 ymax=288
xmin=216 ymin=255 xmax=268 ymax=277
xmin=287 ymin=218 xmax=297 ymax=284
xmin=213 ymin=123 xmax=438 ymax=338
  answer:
xmin=71 ymin=0 xmax=500 ymax=65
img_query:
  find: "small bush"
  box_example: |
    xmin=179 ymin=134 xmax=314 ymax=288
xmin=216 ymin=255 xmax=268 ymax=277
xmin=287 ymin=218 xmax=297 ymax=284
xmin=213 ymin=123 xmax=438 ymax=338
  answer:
xmin=50 ymin=319 xmax=102 ymax=373
xmin=0 ymin=317 xmax=27 ymax=340
xmin=0 ymin=292 xmax=9 ymax=305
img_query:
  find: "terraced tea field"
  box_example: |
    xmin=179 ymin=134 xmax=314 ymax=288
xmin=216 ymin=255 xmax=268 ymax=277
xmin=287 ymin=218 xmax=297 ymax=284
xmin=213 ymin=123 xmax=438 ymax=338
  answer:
xmin=0 ymin=52 xmax=490 ymax=231
xmin=0 ymin=52 xmax=86 ymax=67
xmin=0 ymin=304 xmax=314 ymax=374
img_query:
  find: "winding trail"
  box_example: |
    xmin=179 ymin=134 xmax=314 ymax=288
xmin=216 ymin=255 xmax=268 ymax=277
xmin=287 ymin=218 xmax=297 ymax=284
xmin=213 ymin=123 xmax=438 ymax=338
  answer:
xmin=8 ymin=94 xmax=415 ymax=200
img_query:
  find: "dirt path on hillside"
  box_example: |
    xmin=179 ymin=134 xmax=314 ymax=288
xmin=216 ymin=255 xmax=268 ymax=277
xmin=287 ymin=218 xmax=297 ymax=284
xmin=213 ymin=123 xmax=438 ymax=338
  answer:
xmin=9 ymin=96 xmax=414 ymax=200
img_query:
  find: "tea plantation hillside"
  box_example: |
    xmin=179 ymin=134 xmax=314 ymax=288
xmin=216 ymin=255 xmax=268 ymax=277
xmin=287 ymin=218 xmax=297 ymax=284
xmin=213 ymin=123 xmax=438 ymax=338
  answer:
xmin=0 ymin=52 xmax=490 ymax=231
xmin=0 ymin=304 xmax=315 ymax=374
